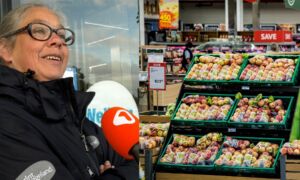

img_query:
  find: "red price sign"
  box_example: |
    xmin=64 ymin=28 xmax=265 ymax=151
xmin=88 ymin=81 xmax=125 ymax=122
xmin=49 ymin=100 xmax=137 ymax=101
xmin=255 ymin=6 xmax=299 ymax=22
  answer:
xmin=159 ymin=11 xmax=172 ymax=29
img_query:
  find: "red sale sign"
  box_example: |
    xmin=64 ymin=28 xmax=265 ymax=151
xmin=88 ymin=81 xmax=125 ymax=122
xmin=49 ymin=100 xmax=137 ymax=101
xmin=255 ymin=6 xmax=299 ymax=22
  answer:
xmin=254 ymin=30 xmax=292 ymax=42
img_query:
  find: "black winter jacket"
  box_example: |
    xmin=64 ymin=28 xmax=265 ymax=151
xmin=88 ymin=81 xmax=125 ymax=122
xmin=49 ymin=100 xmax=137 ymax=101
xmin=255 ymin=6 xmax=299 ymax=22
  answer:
xmin=0 ymin=65 xmax=138 ymax=180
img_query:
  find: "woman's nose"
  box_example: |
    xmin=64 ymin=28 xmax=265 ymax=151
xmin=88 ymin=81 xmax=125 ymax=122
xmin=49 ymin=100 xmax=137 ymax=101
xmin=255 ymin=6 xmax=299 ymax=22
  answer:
xmin=48 ymin=33 xmax=65 ymax=47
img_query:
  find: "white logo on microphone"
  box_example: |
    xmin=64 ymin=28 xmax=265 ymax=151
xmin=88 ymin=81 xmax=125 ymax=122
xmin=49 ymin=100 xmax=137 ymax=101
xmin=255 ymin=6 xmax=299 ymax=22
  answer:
xmin=113 ymin=110 xmax=136 ymax=126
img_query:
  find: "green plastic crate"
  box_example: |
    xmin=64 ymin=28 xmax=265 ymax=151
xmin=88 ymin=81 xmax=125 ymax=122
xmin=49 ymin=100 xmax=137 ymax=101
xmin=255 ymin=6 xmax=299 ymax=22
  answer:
xmin=227 ymin=95 xmax=294 ymax=129
xmin=214 ymin=136 xmax=284 ymax=175
xmin=184 ymin=54 xmax=248 ymax=86
xmin=237 ymin=55 xmax=300 ymax=86
xmin=171 ymin=93 xmax=237 ymax=128
xmin=157 ymin=133 xmax=223 ymax=172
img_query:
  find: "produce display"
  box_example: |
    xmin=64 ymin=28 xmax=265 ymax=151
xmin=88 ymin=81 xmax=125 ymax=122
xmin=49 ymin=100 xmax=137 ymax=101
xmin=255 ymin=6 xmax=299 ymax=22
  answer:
xmin=165 ymin=103 xmax=176 ymax=117
xmin=186 ymin=54 xmax=244 ymax=81
xmin=230 ymin=93 xmax=288 ymax=124
xmin=139 ymin=123 xmax=170 ymax=150
xmin=280 ymin=140 xmax=300 ymax=155
xmin=160 ymin=133 xmax=223 ymax=165
xmin=155 ymin=52 xmax=299 ymax=177
xmin=215 ymin=137 xmax=280 ymax=168
xmin=239 ymin=55 xmax=297 ymax=82
xmin=174 ymin=95 xmax=234 ymax=121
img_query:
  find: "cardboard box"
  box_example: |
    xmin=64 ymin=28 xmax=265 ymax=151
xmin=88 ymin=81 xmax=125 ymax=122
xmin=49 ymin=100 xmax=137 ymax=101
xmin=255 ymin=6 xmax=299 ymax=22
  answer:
xmin=152 ymin=83 xmax=182 ymax=107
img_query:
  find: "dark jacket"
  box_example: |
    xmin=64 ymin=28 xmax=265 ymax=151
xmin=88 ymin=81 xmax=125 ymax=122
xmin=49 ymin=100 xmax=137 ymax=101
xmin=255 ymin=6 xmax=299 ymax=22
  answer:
xmin=0 ymin=65 xmax=138 ymax=180
xmin=182 ymin=48 xmax=193 ymax=71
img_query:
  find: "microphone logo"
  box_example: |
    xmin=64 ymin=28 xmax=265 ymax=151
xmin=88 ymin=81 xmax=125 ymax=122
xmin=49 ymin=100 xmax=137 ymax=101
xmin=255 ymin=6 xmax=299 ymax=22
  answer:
xmin=113 ymin=109 xmax=136 ymax=126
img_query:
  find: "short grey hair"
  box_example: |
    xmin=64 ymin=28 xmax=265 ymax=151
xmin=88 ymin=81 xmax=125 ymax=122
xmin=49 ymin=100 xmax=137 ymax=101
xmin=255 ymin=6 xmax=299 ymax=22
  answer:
xmin=0 ymin=3 xmax=64 ymax=50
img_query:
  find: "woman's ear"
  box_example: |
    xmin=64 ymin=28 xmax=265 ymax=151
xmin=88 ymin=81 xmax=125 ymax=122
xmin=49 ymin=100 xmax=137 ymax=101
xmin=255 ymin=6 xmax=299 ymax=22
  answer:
xmin=0 ymin=39 xmax=13 ymax=64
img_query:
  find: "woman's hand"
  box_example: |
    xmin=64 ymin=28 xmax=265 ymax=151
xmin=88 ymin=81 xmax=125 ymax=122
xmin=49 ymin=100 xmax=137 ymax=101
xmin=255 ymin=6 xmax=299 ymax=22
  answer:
xmin=99 ymin=160 xmax=115 ymax=174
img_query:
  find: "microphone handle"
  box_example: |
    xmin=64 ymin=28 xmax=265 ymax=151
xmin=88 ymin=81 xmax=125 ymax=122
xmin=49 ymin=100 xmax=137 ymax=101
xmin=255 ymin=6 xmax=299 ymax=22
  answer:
xmin=129 ymin=143 xmax=139 ymax=163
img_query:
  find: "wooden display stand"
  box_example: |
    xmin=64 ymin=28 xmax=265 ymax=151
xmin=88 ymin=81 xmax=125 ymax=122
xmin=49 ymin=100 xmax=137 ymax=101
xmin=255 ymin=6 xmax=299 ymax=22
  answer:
xmin=140 ymin=115 xmax=171 ymax=180
xmin=140 ymin=147 xmax=160 ymax=167
xmin=140 ymin=114 xmax=168 ymax=166
xmin=284 ymin=156 xmax=300 ymax=180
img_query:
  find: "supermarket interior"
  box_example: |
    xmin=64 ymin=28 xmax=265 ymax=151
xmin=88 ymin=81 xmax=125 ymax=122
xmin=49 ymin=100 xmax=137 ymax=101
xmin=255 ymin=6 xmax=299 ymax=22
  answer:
xmin=1 ymin=0 xmax=300 ymax=180
xmin=139 ymin=0 xmax=300 ymax=180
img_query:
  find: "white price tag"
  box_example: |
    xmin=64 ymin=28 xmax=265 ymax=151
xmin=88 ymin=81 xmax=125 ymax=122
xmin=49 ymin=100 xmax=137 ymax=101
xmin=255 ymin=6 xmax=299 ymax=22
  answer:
xmin=241 ymin=86 xmax=250 ymax=90
xmin=148 ymin=54 xmax=164 ymax=63
xmin=228 ymin=128 xmax=236 ymax=132
xmin=148 ymin=63 xmax=166 ymax=90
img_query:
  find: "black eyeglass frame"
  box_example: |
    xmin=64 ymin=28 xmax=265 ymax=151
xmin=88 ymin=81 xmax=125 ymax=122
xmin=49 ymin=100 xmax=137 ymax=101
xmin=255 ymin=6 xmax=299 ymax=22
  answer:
xmin=1 ymin=23 xmax=75 ymax=46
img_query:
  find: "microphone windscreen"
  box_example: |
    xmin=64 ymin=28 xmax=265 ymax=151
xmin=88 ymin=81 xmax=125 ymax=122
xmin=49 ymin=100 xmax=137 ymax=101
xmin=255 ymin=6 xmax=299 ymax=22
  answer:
xmin=101 ymin=107 xmax=139 ymax=160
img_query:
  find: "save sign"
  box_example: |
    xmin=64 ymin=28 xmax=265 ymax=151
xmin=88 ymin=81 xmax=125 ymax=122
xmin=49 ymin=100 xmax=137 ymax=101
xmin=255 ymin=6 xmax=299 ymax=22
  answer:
xmin=254 ymin=30 xmax=292 ymax=43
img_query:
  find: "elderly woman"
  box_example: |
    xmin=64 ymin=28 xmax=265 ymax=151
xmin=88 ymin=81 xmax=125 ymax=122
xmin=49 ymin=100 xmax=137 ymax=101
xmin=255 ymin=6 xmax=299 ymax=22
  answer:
xmin=0 ymin=3 xmax=138 ymax=180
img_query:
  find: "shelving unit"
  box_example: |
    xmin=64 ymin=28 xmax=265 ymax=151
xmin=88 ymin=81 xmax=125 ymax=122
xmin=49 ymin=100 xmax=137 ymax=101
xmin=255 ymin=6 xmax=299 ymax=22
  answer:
xmin=153 ymin=53 xmax=300 ymax=179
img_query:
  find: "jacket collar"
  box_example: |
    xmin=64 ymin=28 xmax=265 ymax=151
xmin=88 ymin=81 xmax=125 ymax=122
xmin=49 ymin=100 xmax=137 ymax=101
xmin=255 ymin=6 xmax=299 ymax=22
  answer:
xmin=0 ymin=65 xmax=95 ymax=122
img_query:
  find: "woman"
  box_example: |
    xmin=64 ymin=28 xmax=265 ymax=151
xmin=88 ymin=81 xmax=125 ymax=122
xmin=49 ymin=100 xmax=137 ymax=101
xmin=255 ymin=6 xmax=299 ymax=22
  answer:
xmin=0 ymin=3 xmax=138 ymax=180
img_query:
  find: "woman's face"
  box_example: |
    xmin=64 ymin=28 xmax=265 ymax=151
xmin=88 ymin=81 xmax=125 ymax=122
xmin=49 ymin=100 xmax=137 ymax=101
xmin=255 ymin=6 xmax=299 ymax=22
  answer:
xmin=8 ymin=7 xmax=69 ymax=81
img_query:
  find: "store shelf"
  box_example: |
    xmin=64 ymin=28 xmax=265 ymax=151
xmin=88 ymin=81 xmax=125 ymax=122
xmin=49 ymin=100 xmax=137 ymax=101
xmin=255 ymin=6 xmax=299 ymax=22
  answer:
xmin=150 ymin=41 xmax=202 ymax=46
xmin=254 ymin=42 xmax=296 ymax=46
xmin=152 ymin=52 xmax=300 ymax=179
xmin=156 ymin=173 xmax=279 ymax=180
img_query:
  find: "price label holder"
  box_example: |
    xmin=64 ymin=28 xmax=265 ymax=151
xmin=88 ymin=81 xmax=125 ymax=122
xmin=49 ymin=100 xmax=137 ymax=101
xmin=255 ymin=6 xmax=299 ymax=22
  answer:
xmin=241 ymin=86 xmax=250 ymax=90
xmin=228 ymin=128 xmax=236 ymax=133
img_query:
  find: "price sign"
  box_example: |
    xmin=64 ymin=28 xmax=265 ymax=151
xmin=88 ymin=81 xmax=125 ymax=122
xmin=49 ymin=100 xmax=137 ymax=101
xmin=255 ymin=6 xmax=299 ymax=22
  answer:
xmin=148 ymin=63 xmax=166 ymax=90
xmin=159 ymin=11 xmax=172 ymax=28
xmin=159 ymin=0 xmax=178 ymax=29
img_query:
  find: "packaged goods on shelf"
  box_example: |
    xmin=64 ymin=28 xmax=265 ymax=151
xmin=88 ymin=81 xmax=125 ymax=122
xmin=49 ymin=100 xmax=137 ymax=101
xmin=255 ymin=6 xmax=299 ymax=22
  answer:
xmin=139 ymin=122 xmax=170 ymax=150
xmin=172 ymin=93 xmax=236 ymax=127
xmin=154 ymin=51 xmax=300 ymax=178
xmin=280 ymin=140 xmax=300 ymax=155
xmin=228 ymin=93 xmax=294 ymax=129
xmin=186 ymin=54 xmax=244 ymax=81
xmin=240 ymin=55 xmax=298 ymax=83
xmin=157 ymin=133 xmax=223 ymax=172
xmin=215 ymin=136 xmax=284 ymax=175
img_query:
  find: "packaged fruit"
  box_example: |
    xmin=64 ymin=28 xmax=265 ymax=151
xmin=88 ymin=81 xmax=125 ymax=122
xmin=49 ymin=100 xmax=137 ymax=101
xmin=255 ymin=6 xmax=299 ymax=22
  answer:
xmin=160 ymin=133 xmax=223 ymax=165
xmin=230 ymin=93 xmax=287 ymax=124
xmin=240 ymin=55 xmax=296 ymax=82
xmin=215 ymin=137 xmax=280 ymax=169
xmin=175 ymin=95 xmax=234 ymax=121
xmin=186 ymin=54 xmax=244 ymax=81
xmin=280 ymin=140 xmax=300 ymax=155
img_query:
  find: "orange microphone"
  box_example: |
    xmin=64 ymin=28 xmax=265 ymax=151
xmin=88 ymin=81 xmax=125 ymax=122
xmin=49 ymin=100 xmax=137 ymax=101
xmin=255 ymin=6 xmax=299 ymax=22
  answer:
xmin=101 ymin=107 xmax=139 ymax=162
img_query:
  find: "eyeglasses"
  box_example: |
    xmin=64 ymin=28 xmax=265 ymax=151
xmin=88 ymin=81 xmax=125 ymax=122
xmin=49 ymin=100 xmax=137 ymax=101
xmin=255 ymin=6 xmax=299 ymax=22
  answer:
xmin=1 ymin=23 xmax=75 ymax=46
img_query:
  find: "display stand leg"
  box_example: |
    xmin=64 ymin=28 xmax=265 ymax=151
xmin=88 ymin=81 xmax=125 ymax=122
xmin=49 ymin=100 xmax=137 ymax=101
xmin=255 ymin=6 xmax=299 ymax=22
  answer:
xmin=156 ymin=90 xmax=159 ymax=115
xmin=280 ymin=155 xmax=286 ymax=180
xmin=145 ymin=149 xmax=153 ymax=180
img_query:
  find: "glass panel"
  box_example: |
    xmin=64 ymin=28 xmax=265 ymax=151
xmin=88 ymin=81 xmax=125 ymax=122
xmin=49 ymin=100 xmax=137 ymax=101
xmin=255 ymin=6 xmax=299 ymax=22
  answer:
xmin=21 ymin=0 xmax=139 ymax=98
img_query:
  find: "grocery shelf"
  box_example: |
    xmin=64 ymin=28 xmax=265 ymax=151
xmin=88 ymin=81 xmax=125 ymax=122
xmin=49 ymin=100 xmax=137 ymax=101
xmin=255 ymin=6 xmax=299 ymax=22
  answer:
xmin=152 ymin=53 xmax=300 ymax=179
xmin=149 ymin=41 xmax=202 ymax=46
